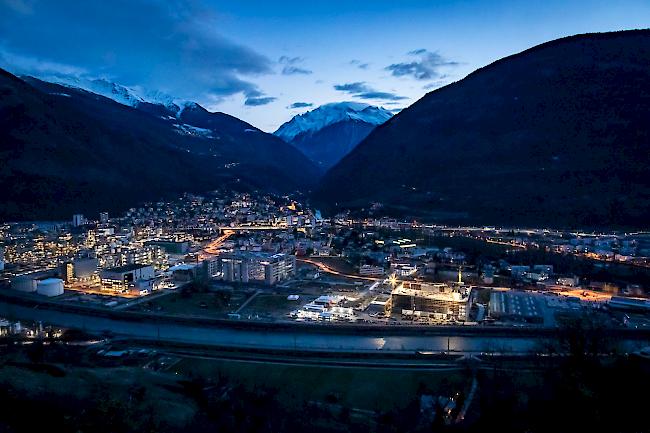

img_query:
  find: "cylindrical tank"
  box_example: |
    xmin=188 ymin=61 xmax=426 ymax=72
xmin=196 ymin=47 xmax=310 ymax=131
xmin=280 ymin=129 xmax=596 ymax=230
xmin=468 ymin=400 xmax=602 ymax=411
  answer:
xmin=11 ymin=275 xmax=37 ymax=292
xmin=36 ymin=278 xmax=64 ymax=297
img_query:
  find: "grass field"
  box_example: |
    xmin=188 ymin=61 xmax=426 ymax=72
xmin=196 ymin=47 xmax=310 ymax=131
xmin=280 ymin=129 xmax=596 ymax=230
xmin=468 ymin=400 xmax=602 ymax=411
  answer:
xmin=129 ymin=291 xmax=249 ymax=317
xmin=239 ymin=293 xmax=304 ymax=316
xmin=172 ymin=357 xmax=470 ymax=411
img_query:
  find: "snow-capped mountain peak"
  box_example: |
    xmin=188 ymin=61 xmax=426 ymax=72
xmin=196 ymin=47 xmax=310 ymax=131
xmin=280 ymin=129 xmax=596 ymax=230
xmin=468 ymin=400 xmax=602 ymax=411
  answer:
xmin=27 ymin=74 xmax=187 ymax=114
xmin=274 ymin=102 xmax=392 ymax=142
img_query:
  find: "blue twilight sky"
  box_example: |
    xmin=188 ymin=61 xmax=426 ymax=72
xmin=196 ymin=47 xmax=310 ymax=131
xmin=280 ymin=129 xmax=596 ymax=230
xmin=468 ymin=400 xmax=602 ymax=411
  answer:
xmin=1 ymin=0 xmax=649 ymax=131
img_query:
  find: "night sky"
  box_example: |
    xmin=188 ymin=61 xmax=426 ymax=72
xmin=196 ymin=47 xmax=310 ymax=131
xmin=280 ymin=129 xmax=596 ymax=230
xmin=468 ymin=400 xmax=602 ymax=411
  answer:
xmin=1 ymin=0 xmax=648 ymax=131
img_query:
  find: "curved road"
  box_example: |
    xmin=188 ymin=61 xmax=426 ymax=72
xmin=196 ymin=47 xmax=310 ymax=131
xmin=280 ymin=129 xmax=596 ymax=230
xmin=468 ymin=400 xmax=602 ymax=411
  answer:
xmin=298 ymin=258 xmax=383 ymax=282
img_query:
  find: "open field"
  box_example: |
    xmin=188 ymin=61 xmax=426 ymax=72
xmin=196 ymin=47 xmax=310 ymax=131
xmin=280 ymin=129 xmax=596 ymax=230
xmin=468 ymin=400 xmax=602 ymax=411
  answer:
xmin=238 ymin=293 xmax=303 ymax=317
xmin=126 ymin=290 xmax=250 ymax=318
xmin=172 ymin=356 xmax=469 ymax=412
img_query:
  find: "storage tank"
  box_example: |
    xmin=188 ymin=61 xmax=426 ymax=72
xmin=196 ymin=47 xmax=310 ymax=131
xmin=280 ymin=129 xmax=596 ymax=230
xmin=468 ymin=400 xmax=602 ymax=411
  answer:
xmin=11 ymin=275 xmax=37 ymax=292
xmin=36 ymin=278 xmax=64 ymax=297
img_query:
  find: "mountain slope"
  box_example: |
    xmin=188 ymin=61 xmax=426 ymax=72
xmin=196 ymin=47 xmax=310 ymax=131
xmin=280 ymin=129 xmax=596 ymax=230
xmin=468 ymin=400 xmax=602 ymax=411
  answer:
xmin=275 ymin=102 xmax=392 ymax=169
xmin=0 ymin=71 xmax=319 ymax=221
xmin=315 ymin=30 xmax=650 ymax=228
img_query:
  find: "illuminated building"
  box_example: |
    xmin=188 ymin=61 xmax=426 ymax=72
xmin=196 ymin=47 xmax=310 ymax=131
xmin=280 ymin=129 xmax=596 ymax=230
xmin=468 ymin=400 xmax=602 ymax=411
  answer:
xmin=217 ymin=252 xmax=296 ymax=285
xmin=99 ymin=264 xmax=155 ymax=293
xmin=390 ymin=282 xmax=469 ymax=321
xmin=360 ymin=264 xmax=385 ymax=277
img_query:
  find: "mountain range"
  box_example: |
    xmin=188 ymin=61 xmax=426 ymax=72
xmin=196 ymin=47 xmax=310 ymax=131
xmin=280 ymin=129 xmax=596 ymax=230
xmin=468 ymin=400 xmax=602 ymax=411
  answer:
xmin=0 ymin=70 xmax=319 ymax=221
xmin=315 ymin=30 xmax=650 ymax=228
xmin=274 ymin=102 xmax=392 ymax=169
xmin=2 ymin=30 xmax=650 ymax=228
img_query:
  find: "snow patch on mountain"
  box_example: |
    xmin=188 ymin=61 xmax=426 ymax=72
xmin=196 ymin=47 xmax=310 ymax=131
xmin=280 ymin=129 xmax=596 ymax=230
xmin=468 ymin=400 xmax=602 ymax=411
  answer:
xmin=32 ymin=74 xmax=187 ymax=114
xmin=173 ymin=123 xmax=214 ymax=138
xmin=274 ymin=102 xmax=392 ymax=142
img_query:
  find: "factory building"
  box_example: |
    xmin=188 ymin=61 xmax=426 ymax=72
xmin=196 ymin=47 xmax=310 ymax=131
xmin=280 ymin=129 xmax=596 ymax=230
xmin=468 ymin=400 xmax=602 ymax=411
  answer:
xmin=488 ymin=289 xmax=544 ymax=323
xmin=99 ymin=264 xmax=155 ymax=293
xmin=390 ymin=282 xmax=469 ymax=321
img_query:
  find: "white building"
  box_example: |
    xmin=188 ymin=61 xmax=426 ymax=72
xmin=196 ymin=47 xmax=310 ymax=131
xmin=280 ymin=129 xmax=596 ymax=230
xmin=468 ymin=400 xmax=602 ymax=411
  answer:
xmin=100 ymin=264 xmax=155 ymax=292
xmin=360 ymin=265 xmax=385 ymax=277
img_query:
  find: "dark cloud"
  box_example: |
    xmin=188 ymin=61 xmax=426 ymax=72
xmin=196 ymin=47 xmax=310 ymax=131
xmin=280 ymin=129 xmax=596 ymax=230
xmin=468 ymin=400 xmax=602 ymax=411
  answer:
xmin=386 ymin=49 xmax=458 ymax=80
xmin=334 ymin=82 xmax=372 ymax=93
xmin=333 ymin=81 xmax=406 ymax=101
xmin=279 ymin=55 xmax=312 ymax=75
xmin=349 ymin=59 xmax=369 ymax=69
xmin=288 ymin=102 xmax=313 ymax=108
xmin=0 ymin=0 xmax=274 ymax=105
xmin=422 ymin=79 xmax=449 ymax=91
xmin=282 ymin=66 xmax=312 ymax=75
xmin=244 ymin=89 xmax=276 ymax=106
xmin=408 ymin=48 xmax=427 ymax=55
xmin=245 ymin=96 xmax=277 ymax=106
xmin=356 ymin=91 xmax=406 ymax=101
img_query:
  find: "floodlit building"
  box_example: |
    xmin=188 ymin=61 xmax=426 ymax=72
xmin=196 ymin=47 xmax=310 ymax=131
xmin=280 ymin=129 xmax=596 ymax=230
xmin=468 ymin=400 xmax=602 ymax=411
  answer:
xmin=99 ymin=264 xmax=155 ymax=293
xmin=390 ymin=282 xmax=469 ymax=321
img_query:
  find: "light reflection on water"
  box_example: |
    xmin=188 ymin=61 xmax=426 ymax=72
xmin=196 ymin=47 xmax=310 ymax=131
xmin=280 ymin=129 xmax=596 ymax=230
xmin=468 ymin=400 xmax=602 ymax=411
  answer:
xmin=1 ymin=302 xmax=649 ymax=354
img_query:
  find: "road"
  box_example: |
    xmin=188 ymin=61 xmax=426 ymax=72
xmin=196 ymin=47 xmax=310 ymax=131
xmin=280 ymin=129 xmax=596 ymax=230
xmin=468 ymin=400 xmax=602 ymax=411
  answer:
xmin=200 ymin=230 xmax=235 ymax=259
xmin=298 ymin=258 xmax=384 ymax=282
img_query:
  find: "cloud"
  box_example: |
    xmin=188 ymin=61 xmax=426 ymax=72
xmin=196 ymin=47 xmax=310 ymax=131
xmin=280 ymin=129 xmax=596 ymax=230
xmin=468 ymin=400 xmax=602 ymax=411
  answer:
xmin=356 ymin=91 xmax=406 ymax=101
xmin=245 ymin=96 xmax=276 ymax=106
xmin=279 ymin=55 xmax=312 ymax=75
xmin=288 ymin=102 xmax=313 ymax=109
xmin=244 ymin=89 xmax=276 ymax=106
xmin=0 ymin=0 xmax=274 ymax=106
xmin=386 ymin=49 xmax=458 ymax=80
xmin=333 ymin=81 xmax=407 ymax=101
xmin=334 ymin=82 xmax=372 ymax=93
xmin=349 ymin=59 xmax=369 ymax=69
xmin=422 ymin=79 xmax=449 ymax=91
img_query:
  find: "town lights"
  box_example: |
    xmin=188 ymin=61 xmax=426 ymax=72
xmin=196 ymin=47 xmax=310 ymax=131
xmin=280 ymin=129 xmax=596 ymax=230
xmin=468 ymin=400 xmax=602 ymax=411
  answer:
xmin=389 ymin=273 xmax=398 ymax=288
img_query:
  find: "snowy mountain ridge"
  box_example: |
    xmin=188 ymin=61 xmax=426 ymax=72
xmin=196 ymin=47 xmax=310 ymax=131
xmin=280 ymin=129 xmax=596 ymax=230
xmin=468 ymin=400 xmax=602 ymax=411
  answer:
xmin=274 ymin=102 xmax=392 ymax=142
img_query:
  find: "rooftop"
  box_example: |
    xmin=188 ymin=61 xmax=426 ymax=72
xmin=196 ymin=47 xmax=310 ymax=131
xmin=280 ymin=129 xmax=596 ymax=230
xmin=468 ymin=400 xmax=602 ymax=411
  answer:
xmin=103 ymin=264 xmax=153 ymax=273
